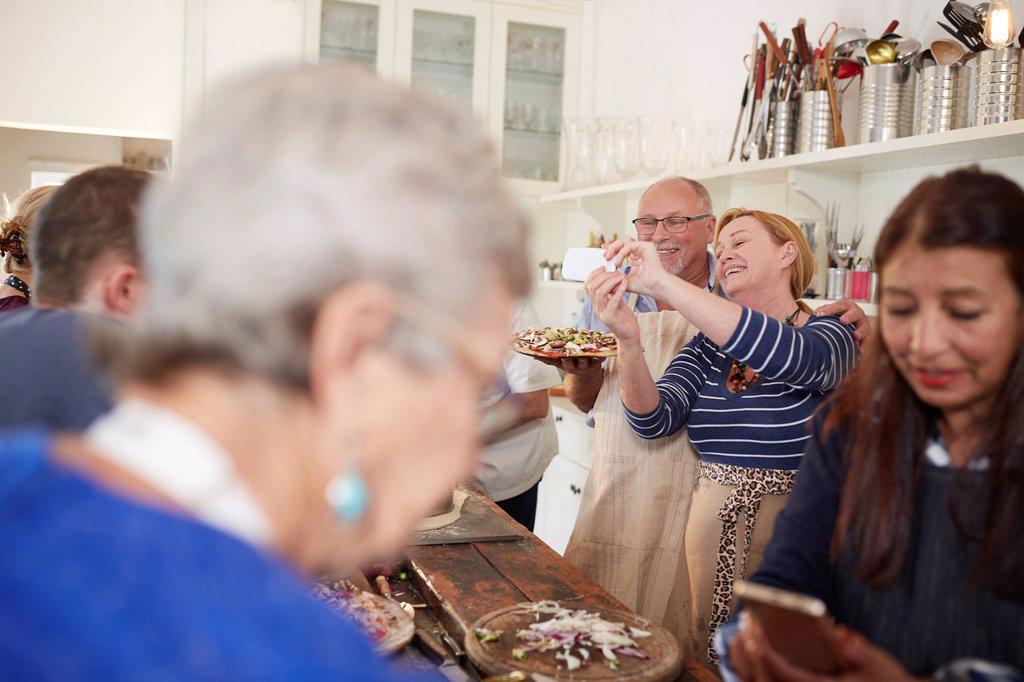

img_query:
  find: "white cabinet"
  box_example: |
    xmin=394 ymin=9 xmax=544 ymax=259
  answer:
xmin=309 ymin=0 xmax=398 ymax=77
xmin=551 ymin=399 xmax=594 ymax=470
xmin=535 ymin=396 xmax=593 ymax=555
xmin=395 ymin=0 xmax=491 ymax=116
xmin=488 ymin=4 xmax=580 ymax=192
xmin=304 ymin=0 xmax=582 ymax=192
xmin=535 ymin=453 xmax=588 ymax=556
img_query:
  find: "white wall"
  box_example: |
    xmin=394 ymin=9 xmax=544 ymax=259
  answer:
xmin=0 ymin=0 xmax=184 ymax=137
xmin=579 ymin=0 xmax=1024 ymax=124
xmin=201 ymin=0 xmax=307 ymax=97
xmin=0 ymin=128 xmax=123 ymax=200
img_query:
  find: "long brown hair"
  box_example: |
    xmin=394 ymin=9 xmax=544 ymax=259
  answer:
xmin=825 ymin=167 xmax=1024 ymax=598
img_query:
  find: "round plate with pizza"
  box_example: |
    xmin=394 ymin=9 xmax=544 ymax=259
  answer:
xmin=510 ymin=327 xmax=618 ymax=359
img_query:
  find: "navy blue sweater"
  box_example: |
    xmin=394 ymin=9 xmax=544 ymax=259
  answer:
xmin=749 ymin=419 xmax=1024 ymax=674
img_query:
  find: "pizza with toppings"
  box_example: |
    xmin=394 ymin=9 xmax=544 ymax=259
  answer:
xmin=312 ymin=580 xmax=414 ymax=654
xmin=510 ymin=327 xmax=618 ymax=359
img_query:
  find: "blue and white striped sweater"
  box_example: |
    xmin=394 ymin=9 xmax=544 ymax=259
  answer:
xmin=625 ymin=308 xmax=857 ymax=470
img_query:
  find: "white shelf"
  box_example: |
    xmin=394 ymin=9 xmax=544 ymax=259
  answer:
xmin=541 ymin=119 xmax=1024 ymax=203
xmin=536 ymin=279 xmax=582 ymax=290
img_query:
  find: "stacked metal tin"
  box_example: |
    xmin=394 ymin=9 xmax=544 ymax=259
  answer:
xmin=859 ymin=63 xmax=917 ymax=143
xmin=796 ymin=91 xmax=836 ymax=153
xmin=768 ymin=100 xmax=798 ymax=157
xmin=917 ymin=63 xmax=970 ymax=134
xmin=975 ymin=47 xmax=1024 ymax=125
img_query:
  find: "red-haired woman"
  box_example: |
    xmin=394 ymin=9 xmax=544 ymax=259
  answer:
xmin=722 ymin=166 xmax=1024 ymax=680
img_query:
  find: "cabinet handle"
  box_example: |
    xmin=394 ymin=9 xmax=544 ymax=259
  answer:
xmin=555 ymin=415 xmax=563 ymax=423
xmin=570 ymin=484 xmax=581 ymax=495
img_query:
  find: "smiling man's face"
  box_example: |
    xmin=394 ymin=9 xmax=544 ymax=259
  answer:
xmin=634 ymin=181 xmax=715 ymax=280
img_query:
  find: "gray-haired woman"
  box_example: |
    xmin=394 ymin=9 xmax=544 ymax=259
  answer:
xmin=0 ymin=64 xmax=528 ymax=679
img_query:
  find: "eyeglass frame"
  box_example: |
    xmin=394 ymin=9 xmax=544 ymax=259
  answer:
xmin=631 ymin=213 xmax=711 ymax=235
xmin=395 ymin=293 xmax=520 ymax=442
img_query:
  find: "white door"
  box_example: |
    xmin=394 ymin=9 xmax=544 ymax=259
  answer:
xmin=535 ymin=454 xmax=588 ymax=555
xmin=394 ymin=0 xmax=491 ymax=118
xmin=305 ymin=0 xmax=398 ymax=78
xmin=488 ymin=4 xmax=581 ymax=193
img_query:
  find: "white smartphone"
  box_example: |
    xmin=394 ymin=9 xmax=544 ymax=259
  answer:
xmin=561 ymin=247 xmax=616 ymax=282
xmin=733 ymin=581 xmax=840 ymax=674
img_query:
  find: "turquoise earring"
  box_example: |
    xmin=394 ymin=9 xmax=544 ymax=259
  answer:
xmin=326 ymin=471 xmax=369 ymax=523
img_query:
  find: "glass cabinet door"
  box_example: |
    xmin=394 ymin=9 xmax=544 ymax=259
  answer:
xmin=410 ymin=11 xmax=476 ymax=112
xmin=501 ymin=22 xmax=565 ymax=183
xmin=319 ymin=1 xmax=381 ymax=70
xmin=395 ymin=1 xmax=490 ymax=116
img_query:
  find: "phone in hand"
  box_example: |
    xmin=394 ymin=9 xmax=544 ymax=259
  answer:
xmin=561 ymin=247 xmax=615 ymax=282
xmin=734 ymin=580 xmax=841 ymax=674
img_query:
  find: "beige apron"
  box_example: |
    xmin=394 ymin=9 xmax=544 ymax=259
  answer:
xmin=564 ymin=307 xmax=700 ymax=625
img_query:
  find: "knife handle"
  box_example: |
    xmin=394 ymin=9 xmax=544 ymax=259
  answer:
xmin=414 ymin=626 xmax=454 ymax=664
xmin=759 ymin=22 xmax=788 ymax=67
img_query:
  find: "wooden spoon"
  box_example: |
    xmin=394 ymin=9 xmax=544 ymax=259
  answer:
xmin=820 ymin=41 xmax=845 ymax=148
xmin=931 ymin=39 xmax=966 ymax=66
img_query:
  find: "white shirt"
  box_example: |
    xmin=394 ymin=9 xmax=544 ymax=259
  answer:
xmin=474 ymin=303 xmax=562 ymax=502
xmin=86 ymin=399 xmax=274 ymax=546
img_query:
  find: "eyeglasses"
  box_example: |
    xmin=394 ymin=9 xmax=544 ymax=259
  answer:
xmin=395 ymin=293 xmax=519 ymax=443
xmin=632 ymin=213 xmax=710 ymax=236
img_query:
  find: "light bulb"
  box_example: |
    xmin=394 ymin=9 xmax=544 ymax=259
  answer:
xmin=984 ymin=0 xmax=1017 ymax=49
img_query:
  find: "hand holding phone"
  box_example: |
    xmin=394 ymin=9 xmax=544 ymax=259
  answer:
xmin=734 ymin=581 xmax=840 ymax=674
xmin=561 ymin=247 xmax=615 ymax=282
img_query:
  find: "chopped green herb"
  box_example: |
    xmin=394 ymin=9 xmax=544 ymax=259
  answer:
xmin=474 ymin=628 xmax=501 ymax=643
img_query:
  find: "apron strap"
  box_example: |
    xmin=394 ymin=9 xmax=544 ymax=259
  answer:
xmin=699 ymin=461 xmax=797 ymax=665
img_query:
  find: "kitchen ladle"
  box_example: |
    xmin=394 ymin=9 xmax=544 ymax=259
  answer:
xmin=912 ymin=48 xmax=936 ymax=71
xmin=931 ymin=39 xmax=966 ymax=66
xmin=865 ymin=39 xmax=896 ymax=64
xmin=833 ymin=27 xmax=869 ymax=55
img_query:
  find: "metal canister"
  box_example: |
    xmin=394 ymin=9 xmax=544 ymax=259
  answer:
xmin=917 ymin=63 xmax=971 ymax=134
xmin=859 ymin=63 xmax=917 ymax=143
xmin=769 ymin=100 xmax=798 ymax=158
xmin=869 ymin=272 xmax=879 ymax=303
xmin=826 ymin=268 xmax=848 ymax=300
xmin=797 ymin=91 xmax=838 ymax=153
xmin=975 ymin=47 xmax=1024 ymax=126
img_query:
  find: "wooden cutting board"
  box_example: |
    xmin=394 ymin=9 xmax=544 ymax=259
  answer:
xmin=409 ymin=492 xmax=528 ymax=546
xmin=464 ymin=604 xmax=682 ymax=681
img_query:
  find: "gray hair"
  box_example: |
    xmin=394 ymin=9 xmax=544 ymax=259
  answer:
xmin=129 ymin=64 xmax=529 ymax=386
xmin=640 ymin=176 xmax=713 ymax=214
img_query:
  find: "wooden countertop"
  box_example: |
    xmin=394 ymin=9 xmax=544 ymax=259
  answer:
xmin=402 ymin=490 xmax=719 ymax=682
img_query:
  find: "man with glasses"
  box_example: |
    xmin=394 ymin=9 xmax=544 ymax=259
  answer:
xmin=548 ymin=176 xmax=719 ymax=624
xmin=559 ymin=176 xmax=718 ymax=416
xmin=552 ymin=176 xmax=867 ymax=630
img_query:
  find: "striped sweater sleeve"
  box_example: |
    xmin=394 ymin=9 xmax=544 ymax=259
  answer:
xmin=722 ymin=308 xmax=857 ymax=391
xmin=624 ymin=334 xmax=715 ymax=440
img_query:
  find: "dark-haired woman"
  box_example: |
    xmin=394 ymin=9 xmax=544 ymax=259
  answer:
xmin=721 ymin=166 xmax=1024 ymax=681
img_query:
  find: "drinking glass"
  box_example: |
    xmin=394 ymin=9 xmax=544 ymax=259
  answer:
xmin=639 ymin=115 xmax=672 ymax=176
xmin=592 ymin=118 xmax=617 ymax=185
xmin=612 ymin=117 xmax=640 ymax=180
xmin=672 ymin=117 xmax=691 ymax=173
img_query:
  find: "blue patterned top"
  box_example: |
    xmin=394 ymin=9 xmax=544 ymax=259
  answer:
xmin=0 ymin=429 xmax=435 ymax=681
xmin=624 ymin=308 xmax=856 ymax=470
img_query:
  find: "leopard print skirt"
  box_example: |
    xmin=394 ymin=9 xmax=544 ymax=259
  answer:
xmin=698 ymin=461 xmax=797 ymax=664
